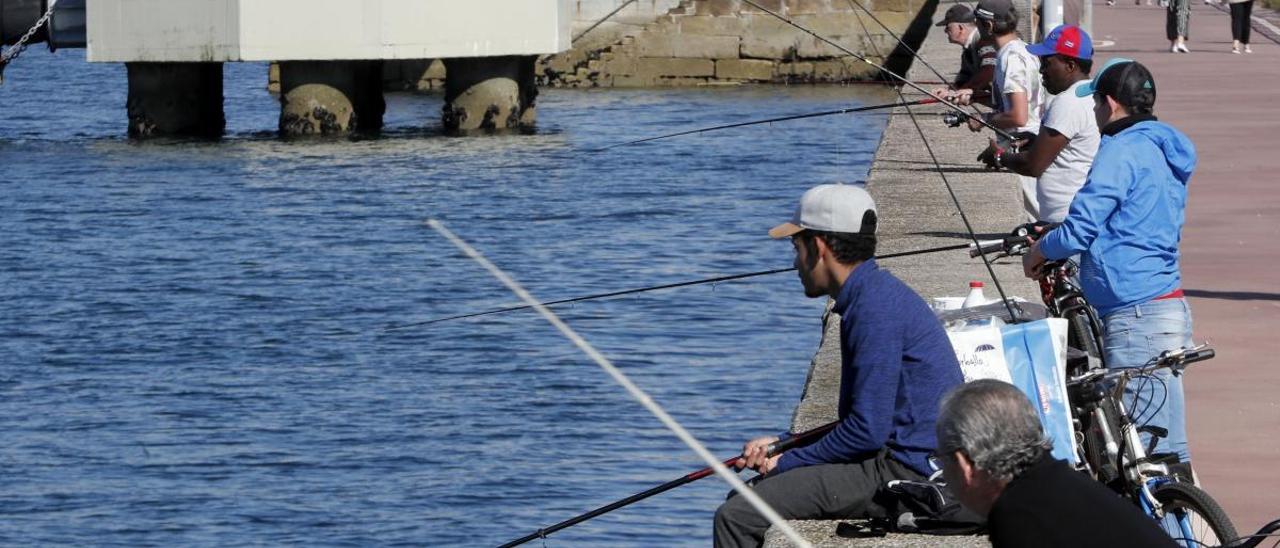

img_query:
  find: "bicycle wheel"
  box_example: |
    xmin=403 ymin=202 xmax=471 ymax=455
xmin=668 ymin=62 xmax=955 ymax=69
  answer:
xmin=1066 ymin=309 xmax=1104 ymax=374
xmin=1151 ymin=481 xmax=1238 ymax=548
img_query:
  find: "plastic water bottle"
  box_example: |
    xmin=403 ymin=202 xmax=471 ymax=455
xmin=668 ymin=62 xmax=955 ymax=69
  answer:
xmin=962 ymin=281 xmax=987 ymax=308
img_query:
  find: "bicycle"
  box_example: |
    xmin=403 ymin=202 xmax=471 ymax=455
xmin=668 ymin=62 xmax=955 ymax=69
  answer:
xmin=1070 ymin=344 xmax=1238 ymax=547
xmin=972 ymin=225 xmax=1239 ymax=547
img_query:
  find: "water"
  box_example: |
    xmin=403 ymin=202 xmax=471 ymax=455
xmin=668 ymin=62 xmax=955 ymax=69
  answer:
xmin=1 ymin=48 xmax=893 ymax=546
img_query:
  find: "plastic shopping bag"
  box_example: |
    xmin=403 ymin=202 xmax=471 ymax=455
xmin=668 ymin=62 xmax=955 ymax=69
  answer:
xmin=1001 ymin=318 xmax=1076 ymax=465
xmin=946 ymin=325 xmax=1014 ymax=383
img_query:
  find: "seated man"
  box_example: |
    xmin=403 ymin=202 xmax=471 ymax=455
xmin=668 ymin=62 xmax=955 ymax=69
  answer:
xmin=713 ymin=184 xmax=965 ymax=548
xmin=936 ymin=379 xmax=1178 ymax=547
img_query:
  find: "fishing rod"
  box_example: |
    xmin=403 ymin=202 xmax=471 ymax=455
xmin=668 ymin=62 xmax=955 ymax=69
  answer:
xmin=598 ymin=96 xmax=944 ymax=151
xmin=842 ymin=0 xmax=988 ymax=122
xmin=497 ymin=419 xmax=840 ymax=548
xmin=385 ymin=241 xmax=973 ymax=330
xmin=429 ymin=220 xmax=814 ymax=548
xmin=836 ymin=0 xmax=1019 ymax=319
xmin=846 ymin=0 xmax=952 ymax=89
xmin=738 ymin=0 xmax=1014 ymax=143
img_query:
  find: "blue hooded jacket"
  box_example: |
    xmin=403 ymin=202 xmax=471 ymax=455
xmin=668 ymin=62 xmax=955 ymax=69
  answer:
xmin=1038 ymin=116 xmax=1197 ymax=317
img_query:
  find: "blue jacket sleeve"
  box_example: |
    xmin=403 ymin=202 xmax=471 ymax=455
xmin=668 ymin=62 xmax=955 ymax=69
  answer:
xmin=1039 ymin=146 xmax=1132 ymax=260
xmin=772 ymin=309 xmax=902 ymax=475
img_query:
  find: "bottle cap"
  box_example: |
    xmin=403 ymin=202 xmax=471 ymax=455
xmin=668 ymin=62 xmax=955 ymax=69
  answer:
xmin=969 ymin=281 xmax=984 ymax=288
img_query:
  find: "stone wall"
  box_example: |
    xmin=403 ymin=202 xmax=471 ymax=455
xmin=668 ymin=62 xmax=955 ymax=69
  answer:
xmin=539 ymin=0 xmax=936 ymax=87
xmin=274 ymin=0 xmax=936 ymax=93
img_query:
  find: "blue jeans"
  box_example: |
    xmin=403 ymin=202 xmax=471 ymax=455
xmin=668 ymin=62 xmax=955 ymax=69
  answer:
xmin=1102 ymin=298 xmax=1193 ymax=463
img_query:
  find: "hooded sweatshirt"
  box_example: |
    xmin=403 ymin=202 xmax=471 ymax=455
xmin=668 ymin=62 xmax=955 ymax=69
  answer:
xmin=1038 ymin=115 xmax=1197 ymax=317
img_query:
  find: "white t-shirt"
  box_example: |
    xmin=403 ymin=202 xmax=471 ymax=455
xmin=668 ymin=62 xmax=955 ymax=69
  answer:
xmin=993 ymin=39 xmax=1045 ymax=135
xmin=1037 ymin=79 xmax=1100 ymax=223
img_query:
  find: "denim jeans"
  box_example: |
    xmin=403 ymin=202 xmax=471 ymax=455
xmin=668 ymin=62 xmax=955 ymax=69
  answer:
xmin=1102 ymin=298 xmax=1193 ymax=462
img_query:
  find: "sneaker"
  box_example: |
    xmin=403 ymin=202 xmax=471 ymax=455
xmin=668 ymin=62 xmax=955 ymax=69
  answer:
xmin=1176 ymin=43 xmax=1190 ymax=53
xmin=1245 ymin=45 xmax=1253 ymax=53
xmin=1232 ymin=46 xmax=1241 ymax=54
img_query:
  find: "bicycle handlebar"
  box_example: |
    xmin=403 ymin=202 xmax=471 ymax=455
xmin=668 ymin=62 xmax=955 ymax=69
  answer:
xmin=1069 ymin=344 xmax=1216 ymax=386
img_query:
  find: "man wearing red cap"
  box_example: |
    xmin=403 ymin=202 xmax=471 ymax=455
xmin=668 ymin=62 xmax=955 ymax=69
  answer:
xmin=988 ymin=25 xmax=1099 ymax=223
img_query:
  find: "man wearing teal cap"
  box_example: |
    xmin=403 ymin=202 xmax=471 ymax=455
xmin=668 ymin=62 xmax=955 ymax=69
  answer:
xmin=1023 ymin=58 xmax=1199 ymax=472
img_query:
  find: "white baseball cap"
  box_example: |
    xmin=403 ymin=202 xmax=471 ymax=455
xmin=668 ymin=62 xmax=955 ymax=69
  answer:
xmin=769 ymin=183 xmax=878 ymax=239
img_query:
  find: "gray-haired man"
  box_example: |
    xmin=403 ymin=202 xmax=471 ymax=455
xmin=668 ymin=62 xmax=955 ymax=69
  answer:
xmin=935 ymin=380 xmax=1177 ymax=547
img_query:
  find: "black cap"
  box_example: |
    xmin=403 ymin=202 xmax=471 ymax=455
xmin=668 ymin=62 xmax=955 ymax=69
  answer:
xmin=1093 ymin=59 xmax=1157 ymax=111
xmin=936 ymin=4 xmax=976 ymax=26
xmin=975 ymin=0 xmax=1016 ymax=21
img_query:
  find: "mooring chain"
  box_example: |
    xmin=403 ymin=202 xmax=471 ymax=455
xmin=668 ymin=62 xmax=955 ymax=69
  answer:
xmin=0 ymin=0 xmax=60 ymax=86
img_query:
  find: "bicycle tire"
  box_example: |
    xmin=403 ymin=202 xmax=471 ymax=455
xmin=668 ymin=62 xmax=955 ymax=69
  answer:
xmin=1066 ymin=309 xmax=1104 ymax=375
xmin=1151 ymin=481 xmax=1239 ymax=548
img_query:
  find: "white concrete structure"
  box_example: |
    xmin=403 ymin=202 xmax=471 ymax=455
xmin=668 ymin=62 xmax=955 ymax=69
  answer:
xmin=87 ymin=0 xmax=572 ymax=62
xmin=572 ymin=0 xmax=680 ymax=26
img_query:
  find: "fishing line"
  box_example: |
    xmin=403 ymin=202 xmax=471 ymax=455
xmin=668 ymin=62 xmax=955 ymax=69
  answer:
xmin=595 ymin=98 xmax=943 ymax=150
xmin=843 ymin=0 xmax=988 ymax=122
xmin=739 ymin=0 xmax=1014 ymax=142
xmin=386 ymin=242 xmax=971 ymax=329
xmin=835 ymin=0 xmax=1018 ymax=318
xmin=427 ymin=219 xmax=815 ymax=548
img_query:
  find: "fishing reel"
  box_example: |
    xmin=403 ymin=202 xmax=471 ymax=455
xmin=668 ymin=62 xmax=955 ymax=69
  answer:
xmin=940 ymin=111 xmax=965 ymax=128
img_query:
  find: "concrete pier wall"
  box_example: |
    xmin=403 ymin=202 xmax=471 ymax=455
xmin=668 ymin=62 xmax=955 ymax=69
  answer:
xmin=542 ymin=0 xmax=937 ymax=88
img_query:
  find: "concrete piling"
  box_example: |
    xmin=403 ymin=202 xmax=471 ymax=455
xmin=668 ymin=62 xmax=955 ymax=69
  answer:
xmin=278 ymin=61 xmax=385 ymax=136
xmin=442 ymin=55 xmax=538 ymax=133
xmin=125 ymin=62 xmax=225 ymax=138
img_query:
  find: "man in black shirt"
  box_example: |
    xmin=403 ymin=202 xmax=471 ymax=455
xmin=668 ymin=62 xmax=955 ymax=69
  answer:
xmin=931 ymin=4 xmax=998 ymax=108
xmin=935 ymin=380 xmax=1178 ymax=547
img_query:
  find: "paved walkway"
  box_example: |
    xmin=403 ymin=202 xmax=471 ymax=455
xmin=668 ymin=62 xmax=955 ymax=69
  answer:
xmin=1089 ymin=0 xmax=1280 ymax=535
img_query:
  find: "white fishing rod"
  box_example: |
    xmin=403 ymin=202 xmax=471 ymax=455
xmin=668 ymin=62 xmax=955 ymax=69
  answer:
xmin=427 ymin=219 xmax=814 ymax=548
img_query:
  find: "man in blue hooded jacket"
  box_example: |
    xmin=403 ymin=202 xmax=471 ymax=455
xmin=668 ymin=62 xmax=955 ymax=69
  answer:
xmin=1023 ymin=58 xmax=1198 ymax=467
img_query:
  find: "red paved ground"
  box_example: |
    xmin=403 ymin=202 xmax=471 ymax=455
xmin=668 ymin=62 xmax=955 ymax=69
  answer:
xmin=1089 ymin=0 xmax=1280 ymax=535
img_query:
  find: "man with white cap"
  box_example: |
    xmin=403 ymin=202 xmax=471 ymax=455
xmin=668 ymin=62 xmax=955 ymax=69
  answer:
xmin=713 ymin=184 xmax=965 ymax=548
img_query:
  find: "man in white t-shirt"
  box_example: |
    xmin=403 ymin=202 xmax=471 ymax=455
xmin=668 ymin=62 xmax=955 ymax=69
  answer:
xmin=988 ymin=25 xmax=1100 ymax=223
xmin=959 ymin=0 xmax=1046 ymax=221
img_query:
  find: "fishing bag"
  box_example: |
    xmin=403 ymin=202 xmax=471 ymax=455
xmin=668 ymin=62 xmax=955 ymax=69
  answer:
xmin=878 ymin=478 xmax=986 ymax=535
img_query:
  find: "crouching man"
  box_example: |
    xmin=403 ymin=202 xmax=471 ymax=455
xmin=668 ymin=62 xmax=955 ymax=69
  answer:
xmin=935 ymin=380 xmax=1177 ymax=547
xmin=713 ymin=184 xmax=964 ymax=548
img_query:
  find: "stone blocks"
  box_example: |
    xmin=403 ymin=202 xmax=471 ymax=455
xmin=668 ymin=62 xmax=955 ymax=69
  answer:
xmin=637 ymin=57 xmax=715 ymax=78
xmin=716 ymin=58 xmax=775 ymax=80
xmin=537 ymin=0 xmax=925 ymax=87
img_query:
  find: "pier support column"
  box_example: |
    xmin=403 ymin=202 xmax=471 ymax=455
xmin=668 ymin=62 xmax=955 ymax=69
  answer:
xmin=278 ymin=61 xmax=385 ymax=137
xmin=126 ymin=63 xmax=225 ymax=138
xmin=442 ymin=55 xmax=537 ymax=133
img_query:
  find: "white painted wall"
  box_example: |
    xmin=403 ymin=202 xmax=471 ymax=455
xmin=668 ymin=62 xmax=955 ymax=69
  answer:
xmin=572 ymin=0 xmax=681 ymax=25
xmin=88 ymin=0 xmax=573 ymax=62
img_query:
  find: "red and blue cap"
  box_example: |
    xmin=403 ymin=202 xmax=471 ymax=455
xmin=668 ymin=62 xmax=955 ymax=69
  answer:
xmin=1027 ymin=24 xmax=1093 ymax=60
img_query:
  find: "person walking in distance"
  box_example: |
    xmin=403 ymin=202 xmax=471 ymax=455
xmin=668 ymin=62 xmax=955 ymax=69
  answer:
xmin=1168 ymin=0 xmax=1192 ymax=52
xmin=1228 ymin=0 xmax=1255 ymax=53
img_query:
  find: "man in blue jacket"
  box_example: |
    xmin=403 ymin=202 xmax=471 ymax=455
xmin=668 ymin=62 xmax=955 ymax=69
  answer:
xmin=1023 ymin=58 xmax=1198 ymax=466
xmin=713 ymin=184 xmax=965 ymax=548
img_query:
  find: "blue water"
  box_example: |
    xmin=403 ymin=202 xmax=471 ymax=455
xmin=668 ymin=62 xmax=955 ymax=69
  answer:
xmin=1 ymin=48 xmax=892 ymax=546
